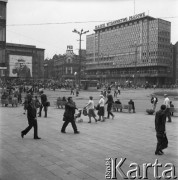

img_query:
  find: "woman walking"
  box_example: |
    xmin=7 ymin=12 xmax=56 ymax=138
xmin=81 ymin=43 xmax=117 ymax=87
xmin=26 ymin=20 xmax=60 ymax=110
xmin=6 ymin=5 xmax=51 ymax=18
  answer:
xmin=85 ymin=96 xmax=97 ymax=123
xmin=97 ymin=95 xmax=105 ymax=122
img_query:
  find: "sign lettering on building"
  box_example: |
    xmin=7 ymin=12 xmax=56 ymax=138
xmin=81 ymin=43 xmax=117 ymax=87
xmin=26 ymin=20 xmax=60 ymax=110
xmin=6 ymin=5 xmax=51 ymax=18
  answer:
xmin=95 ymin=12 xmax=145 ymax=30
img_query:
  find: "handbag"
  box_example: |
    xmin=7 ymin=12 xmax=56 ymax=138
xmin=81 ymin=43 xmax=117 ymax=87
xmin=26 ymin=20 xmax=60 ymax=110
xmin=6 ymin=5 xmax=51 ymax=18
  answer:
xmin=161 ymin=134 xmax=168 ymax=150
xmin=45 ymin=101 xmax=50 ymax=106
xmin=83 ymin=108 xmax=88 ymax=116
xmin=95 ymin=104 xmax=100 ymax=110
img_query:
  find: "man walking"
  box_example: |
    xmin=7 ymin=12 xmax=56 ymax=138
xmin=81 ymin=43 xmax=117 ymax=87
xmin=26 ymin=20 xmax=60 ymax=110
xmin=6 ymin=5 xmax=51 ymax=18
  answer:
xmin=21 ymin=97 xmax=41 ymax=139
xmin=38 ymin=91 xmax=48 ymax=118
xmin=61 ymin=97 xmax=80 ymax=134
xmin=155 ymin=105 xmax=168 ymax=155
xmin=163 ymin=94 xmax=172 ymax=122
xmin=105 ymin=91 xmax=115 ymax=119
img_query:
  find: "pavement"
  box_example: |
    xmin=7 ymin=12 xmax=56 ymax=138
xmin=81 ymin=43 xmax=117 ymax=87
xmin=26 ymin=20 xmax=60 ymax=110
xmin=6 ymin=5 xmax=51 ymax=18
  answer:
xmin=0 ymin=88 xmax=178 ymax=180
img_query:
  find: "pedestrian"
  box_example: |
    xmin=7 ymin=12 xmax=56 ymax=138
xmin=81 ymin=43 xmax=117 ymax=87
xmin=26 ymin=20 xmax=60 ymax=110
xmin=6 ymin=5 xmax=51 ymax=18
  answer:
xmin=105 ymin=91 xmax=115 ymax=119
xmin=155 ymin=105 xmax=168 ymax=155
xmin=38 ymin=91 xmax=48 ymax=118
xmin=61 ymin=97 xmax=80 ymax=134
xmin=151 ymin=95 xmax=158 ymax=111
xmin=170 ymin=101 xmax=174 ymax=116
xmin=163 ymin=94 xmax=172 ymax=122
xmin=71 ymin=87 xmax=74 ymax=95
xmin=97 ymin=95 xmax=105 ymax=122
xmin=128 ymin=99 xmax=135 ymax=113
xmin=21 ymin=97 xmax=41 ymax=139
xmin=85 ymin=96 xmax=98 ymax=123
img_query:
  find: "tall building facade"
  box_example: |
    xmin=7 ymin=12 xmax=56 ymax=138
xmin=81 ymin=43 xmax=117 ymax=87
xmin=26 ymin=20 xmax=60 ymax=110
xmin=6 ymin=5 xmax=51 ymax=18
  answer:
xmin=0 ymin=0 xmax=7 ymax=76
xmin=86 ymin=13 xmax=173 ymax=86
xmin=173 ymin=42 xmax=178 ymax=84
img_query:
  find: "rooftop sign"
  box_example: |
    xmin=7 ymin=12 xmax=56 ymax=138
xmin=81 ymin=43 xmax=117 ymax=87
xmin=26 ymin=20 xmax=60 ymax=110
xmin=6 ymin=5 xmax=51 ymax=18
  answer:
xmin=0 ymin=0 xmax=8 ymax=2
xmin=95 ymin=12 xmax=145 ymax=30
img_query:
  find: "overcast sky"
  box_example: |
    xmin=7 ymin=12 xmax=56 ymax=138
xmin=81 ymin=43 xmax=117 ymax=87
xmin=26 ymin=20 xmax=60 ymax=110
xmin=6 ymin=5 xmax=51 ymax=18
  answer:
xmin=6 ymin=0 xmax=178 ymax=58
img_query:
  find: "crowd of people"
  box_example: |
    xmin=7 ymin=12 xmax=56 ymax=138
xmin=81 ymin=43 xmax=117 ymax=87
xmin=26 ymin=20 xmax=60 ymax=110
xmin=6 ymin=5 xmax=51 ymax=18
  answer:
xmin=0 ymin=78 xmax=176 ymax=156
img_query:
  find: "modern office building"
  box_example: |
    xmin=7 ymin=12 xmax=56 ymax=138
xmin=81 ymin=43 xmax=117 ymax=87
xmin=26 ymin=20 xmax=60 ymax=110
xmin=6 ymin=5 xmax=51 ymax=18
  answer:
xmin=0 ymin=0 xmax=7 ymax=77
xmin=173 ymin=42 xmax=178 ymax=84
xmin=86 ymin=12 xmax=173 ymax=86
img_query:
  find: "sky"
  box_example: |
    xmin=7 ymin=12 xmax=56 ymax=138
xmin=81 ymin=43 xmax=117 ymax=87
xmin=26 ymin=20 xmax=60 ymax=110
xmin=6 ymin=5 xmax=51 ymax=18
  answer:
xmin=6 ymin=0 xmax=178 ymax=59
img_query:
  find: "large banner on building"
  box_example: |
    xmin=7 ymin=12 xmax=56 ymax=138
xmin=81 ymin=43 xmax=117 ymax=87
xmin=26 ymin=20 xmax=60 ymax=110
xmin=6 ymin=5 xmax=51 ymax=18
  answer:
xmin=9 ymin=55 xmax=32 ymax=78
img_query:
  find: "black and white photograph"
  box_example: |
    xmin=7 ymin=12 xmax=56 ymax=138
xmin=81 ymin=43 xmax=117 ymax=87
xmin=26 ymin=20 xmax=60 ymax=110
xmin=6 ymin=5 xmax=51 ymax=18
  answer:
xmin=0 ymin=0 xmax=178 ymax=179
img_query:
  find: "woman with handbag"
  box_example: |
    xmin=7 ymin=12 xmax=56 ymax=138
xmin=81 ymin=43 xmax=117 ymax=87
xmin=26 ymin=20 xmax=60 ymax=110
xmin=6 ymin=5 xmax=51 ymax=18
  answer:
xmin=61 ymin=97 xmax=80 ymax=134
xmin=84 ymin=96 xmax=97 ymax=123
xmin=97 ymin=95 xmax=105 ymax=122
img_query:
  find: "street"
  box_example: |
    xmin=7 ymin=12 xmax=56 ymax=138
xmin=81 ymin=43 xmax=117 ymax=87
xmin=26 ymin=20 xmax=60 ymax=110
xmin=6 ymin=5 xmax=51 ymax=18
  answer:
xmin=0 ymin=88 xmax=178 ymax=180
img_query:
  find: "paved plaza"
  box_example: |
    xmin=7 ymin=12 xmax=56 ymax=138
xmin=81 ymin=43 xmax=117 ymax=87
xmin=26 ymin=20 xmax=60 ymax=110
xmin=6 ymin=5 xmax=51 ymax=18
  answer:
xmin=0 ymin=88 xmax=178 ymax=180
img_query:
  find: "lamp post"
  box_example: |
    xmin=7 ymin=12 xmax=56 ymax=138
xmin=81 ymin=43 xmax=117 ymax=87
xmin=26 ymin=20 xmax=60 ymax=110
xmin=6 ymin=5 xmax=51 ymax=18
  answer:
xmin=74 ymin=72 xmax=77 ymax=87
xmin=72 ymin=29 xmax=89 ymax=88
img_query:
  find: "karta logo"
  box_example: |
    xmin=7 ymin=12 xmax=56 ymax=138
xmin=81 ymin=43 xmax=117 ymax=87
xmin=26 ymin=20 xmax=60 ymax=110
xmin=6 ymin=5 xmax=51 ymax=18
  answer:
xmin=105 ymin=158 xmax=177 ymax=179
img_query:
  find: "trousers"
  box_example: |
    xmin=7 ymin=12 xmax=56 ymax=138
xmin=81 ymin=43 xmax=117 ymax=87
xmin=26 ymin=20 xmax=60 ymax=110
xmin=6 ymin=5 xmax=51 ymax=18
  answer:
xmin=22 ymin=118 xmax=38 ymax=138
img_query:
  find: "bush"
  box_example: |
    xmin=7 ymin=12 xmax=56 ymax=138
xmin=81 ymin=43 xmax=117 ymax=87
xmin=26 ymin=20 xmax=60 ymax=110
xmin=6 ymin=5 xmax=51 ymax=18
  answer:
xmin=146 ymin=109 xmax=155 ymax=115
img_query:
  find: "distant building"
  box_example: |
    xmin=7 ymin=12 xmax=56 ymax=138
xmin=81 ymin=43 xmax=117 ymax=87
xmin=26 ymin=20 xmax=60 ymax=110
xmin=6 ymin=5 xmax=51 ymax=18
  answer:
xmin=0 ymin=0 xmax=7 ymax=77
xmin=173 ymin=42 xmax=178 ymax=84
xmin=53 ymin=46 xmax=86 ymax=83
xmin=86 ymin=12 xmax=173 ymax=86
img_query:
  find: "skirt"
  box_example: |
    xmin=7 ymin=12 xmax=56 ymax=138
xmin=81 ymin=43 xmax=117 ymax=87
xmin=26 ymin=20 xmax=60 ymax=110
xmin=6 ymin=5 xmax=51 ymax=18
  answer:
xmin=98 ymin=106 xmax=104 ymax=116
xmin=88 ymin=109 xmax=96 ymax=117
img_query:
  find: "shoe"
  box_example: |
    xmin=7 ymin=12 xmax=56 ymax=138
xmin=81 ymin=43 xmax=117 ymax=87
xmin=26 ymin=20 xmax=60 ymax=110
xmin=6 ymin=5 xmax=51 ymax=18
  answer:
xmin=61 ymin=130 xmax=66 ymax=133
xmin=34 ymin=137 xmax=41 ymax=140
xmin=38 ymin=115 xmax=41 ymax=117
xmin=88 ymin=121 xmax=91 ymax=123
xmin=44 ymin=116 xmax=47 ymax=118
xmin=97 ymin=119 xmax=101 ymax=121
xmin=155 ymin=151 xmax=162 ymax=155
xmin=95 ymin=119 xmax=97 ymax=123
xmin=21 ymin=132 xmax=24 ymax=138
xmin=112 ymin=115 xmax=115 ymax=119
xmin=74 ymin=131 xmax=80 ymax=134
xmin=159 ymin=150 xmax=164 ymax=154
xmin=167 ymin=121 xmax=171 ymax=123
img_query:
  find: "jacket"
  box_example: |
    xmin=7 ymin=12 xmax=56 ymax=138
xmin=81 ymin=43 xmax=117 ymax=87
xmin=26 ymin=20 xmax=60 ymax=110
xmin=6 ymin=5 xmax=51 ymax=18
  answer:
xmin=155 ymin=109 xmax=167 ymax=133
xmin=27 ymin=102 xmax=37 ymax=119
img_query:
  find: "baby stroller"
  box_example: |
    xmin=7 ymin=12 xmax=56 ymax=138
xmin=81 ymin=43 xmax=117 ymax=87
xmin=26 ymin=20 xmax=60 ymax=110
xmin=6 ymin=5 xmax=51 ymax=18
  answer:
xmin=74 ymin=109 xmax=83 ymax=123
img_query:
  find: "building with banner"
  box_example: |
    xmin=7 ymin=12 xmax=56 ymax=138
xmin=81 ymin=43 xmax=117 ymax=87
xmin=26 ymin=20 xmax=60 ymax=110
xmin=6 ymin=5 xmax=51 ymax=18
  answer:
xmin=0 ymin=0 xmax=7 ymax=77
xmin=86 ymin=12 xmax=173 ymax=86
xmin=6 ymin=43 xmax=45 ymax=80
xmin=0 ymin=0 xmax=45 ymax=81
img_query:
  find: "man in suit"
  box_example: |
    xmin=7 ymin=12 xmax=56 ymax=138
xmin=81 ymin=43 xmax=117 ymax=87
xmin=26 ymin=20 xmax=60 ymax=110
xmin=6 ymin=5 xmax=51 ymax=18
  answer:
xmin=61 ymin=97 xmax=80 ymax=134
xmin=105 ymin=91 xmax=115 ymax=119
xmin=38 ymin=91 xmax=48 ymax=118
xmin=21 ymin=96 xmax=41 ymax=139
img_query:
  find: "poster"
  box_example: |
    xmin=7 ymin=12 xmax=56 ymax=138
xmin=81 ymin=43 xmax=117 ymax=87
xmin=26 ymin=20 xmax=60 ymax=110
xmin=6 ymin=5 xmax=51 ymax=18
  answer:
xmin=9 ymin=55 xmax=32 ymax=78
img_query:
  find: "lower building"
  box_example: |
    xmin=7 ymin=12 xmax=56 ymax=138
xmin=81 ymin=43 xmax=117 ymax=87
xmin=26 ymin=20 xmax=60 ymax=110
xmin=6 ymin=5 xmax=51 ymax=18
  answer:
xmin=4 ymin=43 xmax=45 ymax=80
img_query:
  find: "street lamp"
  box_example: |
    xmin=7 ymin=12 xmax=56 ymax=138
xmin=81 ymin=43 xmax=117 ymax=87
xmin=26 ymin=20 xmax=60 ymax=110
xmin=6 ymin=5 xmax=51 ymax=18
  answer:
xmin=74 ymin=72 xmax=77 ymax=87
xmin=72 ymin=29 xmax=89 ymax=88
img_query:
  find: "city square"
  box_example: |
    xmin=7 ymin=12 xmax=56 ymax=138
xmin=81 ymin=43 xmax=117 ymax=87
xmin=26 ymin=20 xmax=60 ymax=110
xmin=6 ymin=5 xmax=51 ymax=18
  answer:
xmin=0 ymin=0 xmax=178 ymax=179
xmin=0 ymin=88 xmax=178 ymax=180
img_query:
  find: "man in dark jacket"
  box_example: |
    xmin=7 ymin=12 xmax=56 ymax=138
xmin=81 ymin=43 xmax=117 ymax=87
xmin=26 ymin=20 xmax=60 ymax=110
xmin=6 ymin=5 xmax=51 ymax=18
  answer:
xmin=38 ymin=91 xmax=48 ymax=117
xmin=21 ymin=98 xmax=41 ymax=139
xmin=61 ymin=97 xmax=79 ymax=134
xmin=155 ymin=105 xmax=168 ymax=155
xmin=105 ymin=91 xmax=115 ymax=119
